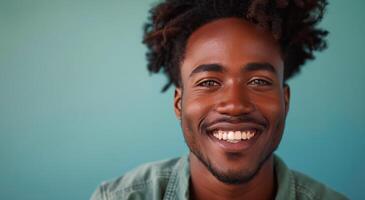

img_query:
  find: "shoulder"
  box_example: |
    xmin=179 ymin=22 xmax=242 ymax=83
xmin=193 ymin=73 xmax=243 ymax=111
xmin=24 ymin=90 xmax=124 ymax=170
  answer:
xmin=90 ymin=157 xmax=184 ymax=200
xmin=291 ymin=169 xmax=348 ymax=200
xmin=274 ymin=155 xmax=348 ymax=200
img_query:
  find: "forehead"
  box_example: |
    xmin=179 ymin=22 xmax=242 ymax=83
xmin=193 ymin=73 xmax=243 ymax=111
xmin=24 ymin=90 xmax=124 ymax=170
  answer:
xmin=181 ymin=18 xmax=283 ymax=77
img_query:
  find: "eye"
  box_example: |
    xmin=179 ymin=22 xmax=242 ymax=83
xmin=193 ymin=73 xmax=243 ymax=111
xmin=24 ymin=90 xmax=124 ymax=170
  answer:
xmin=248 ymin=78 xmax=272 ymax=86
xmin=197 ymin=80 xmax=220 ymax=87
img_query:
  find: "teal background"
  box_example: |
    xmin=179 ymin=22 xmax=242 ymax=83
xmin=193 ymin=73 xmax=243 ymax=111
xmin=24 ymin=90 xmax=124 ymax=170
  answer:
xmin=0 ymin=0 xmax=364 ymax=199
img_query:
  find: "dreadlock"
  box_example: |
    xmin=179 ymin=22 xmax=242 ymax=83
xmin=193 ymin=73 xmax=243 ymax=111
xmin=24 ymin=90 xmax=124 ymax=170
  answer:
xmin=143 ymin=0 xmax=328 ymax=92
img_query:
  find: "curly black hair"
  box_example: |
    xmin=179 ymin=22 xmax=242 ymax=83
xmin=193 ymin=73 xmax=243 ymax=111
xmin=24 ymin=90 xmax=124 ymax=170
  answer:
xmin=143 ymin=0 xmax=328 ymax=92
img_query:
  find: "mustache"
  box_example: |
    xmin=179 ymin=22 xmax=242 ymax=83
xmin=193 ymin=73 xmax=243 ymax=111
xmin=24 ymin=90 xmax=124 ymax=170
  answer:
xmin=201 ymin=114 xmax=268 ymax=130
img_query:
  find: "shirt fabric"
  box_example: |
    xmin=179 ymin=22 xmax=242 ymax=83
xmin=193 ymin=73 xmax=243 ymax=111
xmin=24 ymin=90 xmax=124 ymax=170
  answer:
xmin=90 ymin=155 xmax=348 ymax=200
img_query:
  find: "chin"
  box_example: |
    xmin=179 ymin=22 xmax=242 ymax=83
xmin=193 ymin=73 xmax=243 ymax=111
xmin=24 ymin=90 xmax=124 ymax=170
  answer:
xmin=194 ymin=146 xmax=275 ymax=185
xmin=210 ymin=165 xmax=259 ymax=185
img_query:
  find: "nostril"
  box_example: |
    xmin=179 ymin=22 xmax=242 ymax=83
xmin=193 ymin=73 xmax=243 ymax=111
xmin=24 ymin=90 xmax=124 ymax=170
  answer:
xmin=215 ymin=99 xmax=255 ymax=116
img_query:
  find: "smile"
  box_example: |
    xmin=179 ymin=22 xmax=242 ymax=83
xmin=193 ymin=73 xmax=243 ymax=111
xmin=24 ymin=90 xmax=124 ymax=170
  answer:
xmin=212 ymin=130 xmax=256 ymax=143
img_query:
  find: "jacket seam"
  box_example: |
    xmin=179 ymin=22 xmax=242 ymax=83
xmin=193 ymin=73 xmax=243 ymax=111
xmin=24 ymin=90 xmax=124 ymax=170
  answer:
xmin=101 ymin=182 xmax=109 ymax=200
xmin=295 ymin=182 xmax=318 ymax=200
xmin=108 ymin=176 xmax=170 ymax=198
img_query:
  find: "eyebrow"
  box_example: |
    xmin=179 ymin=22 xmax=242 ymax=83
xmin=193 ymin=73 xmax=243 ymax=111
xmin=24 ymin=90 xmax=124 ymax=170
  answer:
xmin=189 ymin=62 xmax=277 ymax=77
xmin=242 ymin=62 xmax=277 ymax=74
xmin=189 ymin=63 xmax=224 ymax=77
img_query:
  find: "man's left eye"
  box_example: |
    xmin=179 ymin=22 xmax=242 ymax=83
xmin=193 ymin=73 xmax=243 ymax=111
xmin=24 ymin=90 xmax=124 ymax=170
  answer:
xmin=248 ymin=79 xmax=272 ymax=86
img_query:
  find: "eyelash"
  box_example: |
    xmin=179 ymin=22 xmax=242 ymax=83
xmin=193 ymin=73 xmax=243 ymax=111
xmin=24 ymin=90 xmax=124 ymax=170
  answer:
xmin=197 ymin=80 xmax=220 ymax=87
xmin=248 ymin=79 xmax=272 ymax=86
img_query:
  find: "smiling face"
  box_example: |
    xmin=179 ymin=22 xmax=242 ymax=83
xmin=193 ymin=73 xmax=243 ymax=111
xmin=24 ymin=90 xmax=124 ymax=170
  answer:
xmin=174 ymin=18 xmax=290 ymax=184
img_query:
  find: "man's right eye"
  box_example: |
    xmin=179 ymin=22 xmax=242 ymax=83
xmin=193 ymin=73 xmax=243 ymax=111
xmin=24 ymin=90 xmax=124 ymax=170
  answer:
xmin=197 ymin=80 xmax=220 ymax=87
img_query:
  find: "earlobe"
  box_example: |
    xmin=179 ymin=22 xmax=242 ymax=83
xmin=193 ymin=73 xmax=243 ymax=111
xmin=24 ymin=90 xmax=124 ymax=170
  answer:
xmin=174 ymin=88 xmax=182 ymax=119
xmin=284 ymin=84 xmax=290 ymax=115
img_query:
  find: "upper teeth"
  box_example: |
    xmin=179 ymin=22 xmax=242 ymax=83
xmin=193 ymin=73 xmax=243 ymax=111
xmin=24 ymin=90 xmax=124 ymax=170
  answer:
xmin=212 ymin=130 xmax=256 ymax=142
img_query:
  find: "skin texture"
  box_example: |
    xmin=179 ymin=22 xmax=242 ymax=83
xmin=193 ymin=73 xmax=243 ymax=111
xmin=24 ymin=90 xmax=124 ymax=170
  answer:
xmin=174 ymin=18 xmax=290 ymax=200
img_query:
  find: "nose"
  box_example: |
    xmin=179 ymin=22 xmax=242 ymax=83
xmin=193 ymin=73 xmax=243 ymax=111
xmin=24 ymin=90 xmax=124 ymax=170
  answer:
xmin=215 ymin=83 xmax=255 ymax=116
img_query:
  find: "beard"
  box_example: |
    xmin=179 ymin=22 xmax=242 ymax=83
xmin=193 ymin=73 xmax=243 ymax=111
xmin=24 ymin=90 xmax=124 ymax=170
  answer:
xmin=188 ymin=143 xmax=275 ymax=185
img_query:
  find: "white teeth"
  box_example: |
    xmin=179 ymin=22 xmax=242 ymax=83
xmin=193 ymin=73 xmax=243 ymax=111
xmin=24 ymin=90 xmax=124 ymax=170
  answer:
xmin=241 ymin=131 xmax=247 ymax=140
xmin=247 ymin=131 xmax=254 ymax=139
xmin=218 ymin=130 xmax=223 ymax=140
xmin=222 ymin=132 xmax=227 ymax=140
xmin=227 ymin=131 xmax=235 ymax=140
xmin=234 ymin=131 xmax=241 ymax=140
xmin=212 ymin=130 xmax=256 ymax=142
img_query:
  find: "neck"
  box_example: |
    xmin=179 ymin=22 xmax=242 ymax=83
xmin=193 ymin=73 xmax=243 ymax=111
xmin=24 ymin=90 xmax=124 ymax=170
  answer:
xmin=189 ymin=153 xmax=276 ymax=200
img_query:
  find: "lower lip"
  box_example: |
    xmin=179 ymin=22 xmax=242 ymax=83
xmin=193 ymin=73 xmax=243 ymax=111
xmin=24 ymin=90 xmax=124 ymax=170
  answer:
xmin=208 ymin=132 xmax=260 ymax=152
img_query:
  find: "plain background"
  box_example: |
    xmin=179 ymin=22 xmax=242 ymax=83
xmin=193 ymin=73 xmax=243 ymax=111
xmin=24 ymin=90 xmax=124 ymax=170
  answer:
xmin=1 ymin=0 xmax=364 ymax=199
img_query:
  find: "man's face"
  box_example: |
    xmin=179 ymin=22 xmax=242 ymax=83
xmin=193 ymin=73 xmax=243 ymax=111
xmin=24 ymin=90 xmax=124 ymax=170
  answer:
xmin=174 ymin=18 xmax=290 ymax=184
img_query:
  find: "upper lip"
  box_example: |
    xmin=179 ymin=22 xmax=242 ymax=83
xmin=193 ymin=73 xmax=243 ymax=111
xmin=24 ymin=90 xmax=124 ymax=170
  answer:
xmin=205 ymin=122 xmax=265 ymax=133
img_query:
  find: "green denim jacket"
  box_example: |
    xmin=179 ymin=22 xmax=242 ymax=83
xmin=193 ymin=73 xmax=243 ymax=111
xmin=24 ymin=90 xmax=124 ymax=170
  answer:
xmin=91 ymin=155 xmax=348 ymax=200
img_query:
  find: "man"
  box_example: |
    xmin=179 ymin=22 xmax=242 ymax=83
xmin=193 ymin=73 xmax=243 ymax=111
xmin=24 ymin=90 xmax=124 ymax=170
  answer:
xmin=91 ymin=0 xmax=348 ymax=199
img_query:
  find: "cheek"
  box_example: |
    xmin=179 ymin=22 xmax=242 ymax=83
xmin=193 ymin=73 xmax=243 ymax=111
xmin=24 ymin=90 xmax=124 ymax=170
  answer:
xmin=254 ymin=94 xmax=286 ymax=130
xmin=255 ymin=94 xmax=286 ymax=148
xmin=182 ymin=95 xmax=211 ymax=128
xmin=180 ymin=95 xmax=212 ymax=150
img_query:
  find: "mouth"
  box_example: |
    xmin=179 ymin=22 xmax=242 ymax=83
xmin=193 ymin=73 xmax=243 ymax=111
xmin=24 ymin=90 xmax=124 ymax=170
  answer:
xmin=205 ymin=123 xmax=264 ymax=152
xmin=211 ymin=129 xmax=257 ymax=143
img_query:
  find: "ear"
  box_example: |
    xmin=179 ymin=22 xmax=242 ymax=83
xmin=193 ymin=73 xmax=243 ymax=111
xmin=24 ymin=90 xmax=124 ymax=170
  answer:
xmin=174 ymin=87 xmax=182 ymax=119
xmin=283 ymin=84 xmax=290 ymax=116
